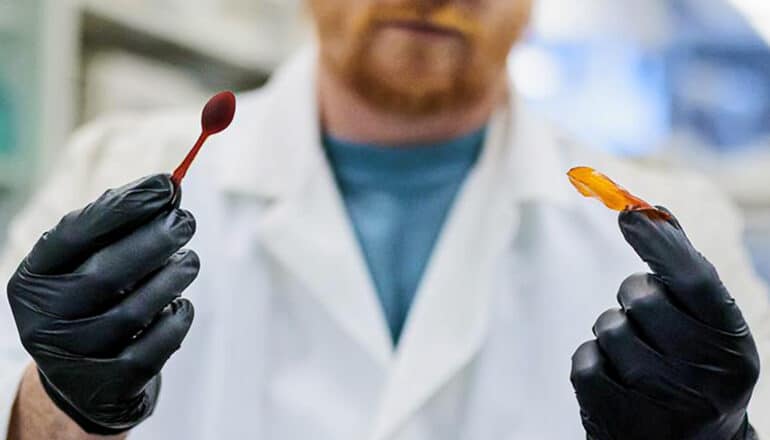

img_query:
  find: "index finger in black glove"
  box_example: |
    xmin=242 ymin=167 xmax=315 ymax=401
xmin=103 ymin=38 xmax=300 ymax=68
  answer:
xmin=618 ymin=206 xmax=745 ymax=333
xmin=11 ymin=175 xmax=193 ymax=319
xmin=24 ymin=174 xmax=175 ymax=275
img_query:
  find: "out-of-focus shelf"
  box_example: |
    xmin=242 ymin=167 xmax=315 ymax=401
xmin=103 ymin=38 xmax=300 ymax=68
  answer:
xmin=0 ymin=165 xmax=14 ymax=188
xmin=0 ymin=153 xmax=31 ymax=189
xmin=0 ymin=18 xmax=19 ymax=34
xmin=79 ymin=0 xmax=302 ymax=74
xmin=0 ymin=3 xmax=26 ymax=34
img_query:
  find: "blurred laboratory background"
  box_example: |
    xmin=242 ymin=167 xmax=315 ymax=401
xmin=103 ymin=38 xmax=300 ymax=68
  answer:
xmin=1 ymin=0 xmax=770 ymax=285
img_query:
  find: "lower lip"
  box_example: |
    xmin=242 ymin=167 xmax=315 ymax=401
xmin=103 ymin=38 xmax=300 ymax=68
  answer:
xmin=382 ymin=21 xmax=462 ymax=39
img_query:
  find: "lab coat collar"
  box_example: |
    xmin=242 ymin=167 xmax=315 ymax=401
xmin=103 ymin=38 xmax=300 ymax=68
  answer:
xmin=214 ymin=45 xmax=321 ymax=200
xmin=505 ymin=93 xmax=574 ymax=209
xmin=215 ymin=46 xmax=575 ymax=211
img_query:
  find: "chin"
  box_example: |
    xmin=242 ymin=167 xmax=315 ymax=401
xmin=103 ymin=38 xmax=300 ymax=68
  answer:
xmin=351 ymin=69 xmax=483 ymax=117
xmin=380 ymin=66 xmax=456 ymax=97
xmin=367 ymin=42 xmax=465 ymax=94
xmin=372 ymin=31 xmax=465 ymax=75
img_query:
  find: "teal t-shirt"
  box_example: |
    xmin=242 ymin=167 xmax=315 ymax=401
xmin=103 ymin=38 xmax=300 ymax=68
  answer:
xmin=323 ymin=128 xmax=486 ymax=345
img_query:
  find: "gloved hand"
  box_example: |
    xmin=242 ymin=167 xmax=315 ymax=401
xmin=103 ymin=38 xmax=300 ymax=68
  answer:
xmin=6 ymin=174 xmax=199 ymax=435
xmin=570 ymin=207 xmax=760 ymax=440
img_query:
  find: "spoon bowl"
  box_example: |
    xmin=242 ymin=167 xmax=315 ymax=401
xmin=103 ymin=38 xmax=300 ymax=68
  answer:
xmin=202 ymin=91 xmax=236 ymax=135
xmin=171 ymin=90 xmax=237 ymax=187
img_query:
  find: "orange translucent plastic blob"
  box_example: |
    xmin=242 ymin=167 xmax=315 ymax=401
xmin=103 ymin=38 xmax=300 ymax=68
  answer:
xmin=567 ymin=167 xmax=670 ymax=220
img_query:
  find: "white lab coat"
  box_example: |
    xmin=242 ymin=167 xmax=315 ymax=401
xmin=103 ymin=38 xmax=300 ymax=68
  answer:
xmin=2 ymin=47 xmax=770 ymax=439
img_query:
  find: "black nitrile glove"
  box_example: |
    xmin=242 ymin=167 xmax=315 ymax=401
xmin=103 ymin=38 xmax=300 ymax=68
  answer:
xmin=571 ymin=207 xmax=760 ymax=440
xmin=6 ymin=174 xmax=198 ymax=435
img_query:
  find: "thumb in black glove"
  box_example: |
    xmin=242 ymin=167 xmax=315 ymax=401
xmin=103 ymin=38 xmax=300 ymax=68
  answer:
xmin=7 ymin=174 xmax=198 ymax=435
xmin=570 ymin=207 xmax=760 ymax=440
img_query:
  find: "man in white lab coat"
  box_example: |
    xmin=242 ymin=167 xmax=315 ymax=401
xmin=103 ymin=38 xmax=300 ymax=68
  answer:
xmin=2 ymin=1 xmax=770 ymax=439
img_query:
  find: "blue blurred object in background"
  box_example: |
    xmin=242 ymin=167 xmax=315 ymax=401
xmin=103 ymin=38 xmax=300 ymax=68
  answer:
xmin=514 ymin=0 xmax=770 ymax=288
xmin=668 ymin=44 xmax=770 ymax=151
xmin=668 ymin=0 xmax=770 ymax=152
xmin=513 ymin=39 xmax=670 ymax=156
xmin=516 ymin=0 xmax=770 ymax=156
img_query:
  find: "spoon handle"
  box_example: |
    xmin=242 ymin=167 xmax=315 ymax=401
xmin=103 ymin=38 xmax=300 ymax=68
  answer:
xmin=172 ymin=132 xmax=209 ymax=186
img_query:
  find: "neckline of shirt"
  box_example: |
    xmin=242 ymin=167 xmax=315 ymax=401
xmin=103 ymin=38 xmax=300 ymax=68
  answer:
xmin=323 ymin=127 xmax=487 ymax=188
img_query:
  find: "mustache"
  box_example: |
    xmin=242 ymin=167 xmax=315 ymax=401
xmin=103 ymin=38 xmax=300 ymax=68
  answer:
xmin=359 ymin=5 xmax=482 ymax=38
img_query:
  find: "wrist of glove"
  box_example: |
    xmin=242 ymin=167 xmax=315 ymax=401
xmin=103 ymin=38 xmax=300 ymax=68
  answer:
xmin=732 ymin=418 xmax=759 ymax=440
xmin=7 ymin=175 xmax=198 ymax=434
xmin=571 ymin=207 xmax=760 ymax=440
xmin=586 ymin=418 xmax=759 ymax=440
xmin=585 ymin=417 xmax=757 ymax=440
xmin=38 ymin=370 xmax=161 ymax=436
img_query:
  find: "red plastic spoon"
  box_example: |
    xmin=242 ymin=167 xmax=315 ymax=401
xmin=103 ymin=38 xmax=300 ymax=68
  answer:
xmin=171 ymin=90 xmax=237 ymax=187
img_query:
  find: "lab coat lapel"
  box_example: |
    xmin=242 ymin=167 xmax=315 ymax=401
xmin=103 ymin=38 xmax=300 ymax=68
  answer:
xmin=256 ymin=167 xmax=394 ymax=367
xmin=220 ymin=48 xmax=393 ymax=367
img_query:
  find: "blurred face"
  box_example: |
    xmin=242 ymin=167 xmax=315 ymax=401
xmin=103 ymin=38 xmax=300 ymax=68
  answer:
xmin=309 ymin=0 xmax=533 ymax=116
